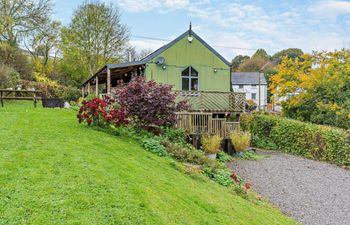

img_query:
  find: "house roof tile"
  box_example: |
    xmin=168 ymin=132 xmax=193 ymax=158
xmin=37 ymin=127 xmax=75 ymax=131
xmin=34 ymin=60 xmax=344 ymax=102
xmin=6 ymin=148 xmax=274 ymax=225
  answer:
xmin=231 ymin=72 xmax=267 ymax=85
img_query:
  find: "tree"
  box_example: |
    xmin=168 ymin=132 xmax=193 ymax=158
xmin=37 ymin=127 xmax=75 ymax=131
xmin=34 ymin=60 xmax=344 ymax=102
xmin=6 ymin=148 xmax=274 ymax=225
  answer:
xmin=237 ymin=57 xmax=272 ymax=72
xmin=25 ymin=20 xmax=61 ymax=66
xmin=138 ymin=49 xmax=152 ymax=60
xmin=263 ymin=67 xmax=278 ymax=103
xmin=60 ymin=2 xmax=129 ymax=85
xmin=270 ymin=50 xmax=350 ymax=129
xmin=231 ymin=55 xmax=250 ymax=71
xmin=252 ymin=49 xmax=270 ymax=60
xmin=0 ymin=41 xmax=33 ymax=79
xmin=272 ymin=48 xmax=303 ymax=64
xmin=0 ymin=0 xmax=51 ymax=46
xmin=22 ymin=20 xmax=63 ymax=83
xmin=123 ymin=46 xmax=153 ymax=62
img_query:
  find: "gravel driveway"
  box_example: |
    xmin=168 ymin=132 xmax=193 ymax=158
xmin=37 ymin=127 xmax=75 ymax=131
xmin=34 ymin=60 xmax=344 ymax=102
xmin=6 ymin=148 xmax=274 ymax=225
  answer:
xmin=231 ymin=150 xmax=350 ymax=225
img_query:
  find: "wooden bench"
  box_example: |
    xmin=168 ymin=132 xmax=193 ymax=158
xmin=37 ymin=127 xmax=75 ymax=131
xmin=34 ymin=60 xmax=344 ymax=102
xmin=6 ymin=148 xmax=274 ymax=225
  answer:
xmin=0 ymin=89 xmax=42 ymax=108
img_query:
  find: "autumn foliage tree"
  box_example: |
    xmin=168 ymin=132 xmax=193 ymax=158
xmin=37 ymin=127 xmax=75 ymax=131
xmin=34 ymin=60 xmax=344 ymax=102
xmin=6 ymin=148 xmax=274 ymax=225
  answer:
xmin=115 ymin=77 xmax=188 ymax=127
xmin=270 ymin=50 xmax=350 ymax=129
xmin=60 ymin=2 xmax=129 ymax=85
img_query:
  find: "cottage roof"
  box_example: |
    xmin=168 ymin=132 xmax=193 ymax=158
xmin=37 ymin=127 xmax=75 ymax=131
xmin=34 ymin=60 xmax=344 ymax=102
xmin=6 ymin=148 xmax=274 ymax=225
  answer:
xmin=82 ymin=29 xmax=231 ymax=86
xmin=137 ymin=30 xmax=230 ymax=66
xmin=231 ymin=72 xmax=267 ymax=85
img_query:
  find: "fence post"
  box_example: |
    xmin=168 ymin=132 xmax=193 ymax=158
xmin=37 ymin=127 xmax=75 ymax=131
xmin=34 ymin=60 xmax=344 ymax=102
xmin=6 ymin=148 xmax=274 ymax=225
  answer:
xmin=208 ymin=113 xmax=212 ymax=134
xmin=189 ymin=113 xmax=193 ymax=134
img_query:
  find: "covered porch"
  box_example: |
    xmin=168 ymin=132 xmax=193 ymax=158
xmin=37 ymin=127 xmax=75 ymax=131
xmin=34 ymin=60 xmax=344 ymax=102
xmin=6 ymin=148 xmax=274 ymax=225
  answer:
xmin=81 ymin=61 xmax=146 ymax=97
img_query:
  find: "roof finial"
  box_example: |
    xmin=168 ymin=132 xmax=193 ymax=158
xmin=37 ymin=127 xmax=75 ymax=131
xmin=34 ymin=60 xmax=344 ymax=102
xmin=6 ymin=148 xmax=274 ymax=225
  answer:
xmin=188 ymin=22 xmax=193 ymax=43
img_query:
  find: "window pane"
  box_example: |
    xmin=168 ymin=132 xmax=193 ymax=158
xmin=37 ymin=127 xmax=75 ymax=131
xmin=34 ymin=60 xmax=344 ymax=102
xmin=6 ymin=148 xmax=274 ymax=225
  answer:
xmin=190 ymin=67 xmax=198 ymax=77
xmin=239 ymin=84 xmax=244 ymax=89
xmin=252 ymin=93 xmax=256 ymax=100
xmin=182 ymin=67 xmax=190 ymax=77
xmin=182 ymin=78 xmax=189 ymax=90
xmin=191 ymin=78 xmax=198 ymax=91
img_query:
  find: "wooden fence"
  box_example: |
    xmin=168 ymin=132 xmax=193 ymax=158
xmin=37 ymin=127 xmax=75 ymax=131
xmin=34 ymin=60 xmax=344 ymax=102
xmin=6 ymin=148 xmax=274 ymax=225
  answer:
xmin=175 ymin=112 xmax=239 ymax=138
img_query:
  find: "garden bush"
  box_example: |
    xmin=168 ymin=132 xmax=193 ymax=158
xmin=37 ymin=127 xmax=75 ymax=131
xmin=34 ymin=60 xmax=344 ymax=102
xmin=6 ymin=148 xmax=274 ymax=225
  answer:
xmin=0 ymin=64 xmax=20 ymax=89
xmin=217 ymin=151 xmax=233 ymax=163
xmin=141 ymin=139 xmax=167 ymax=156
xmin=230 ymin=129 xmax=251 ymax=152
xmin=204 ymin=168 xmax=233 ymax=186
xmin=201 ymin=134 xmax=221 ymax=154
xmin=162 ymin=127 xmax=187 ymax=145
xmin=162 ymin=142 xmax=209 ymax=165
xmin=115 ymin=76 xmax=188 ymax=127
xmin=77 ymin=97 xmax=128 ymax=127
xmin=241 ymin=113 xmax=350 ymax=166
xmin=20 ymin=79 xmax=80 ymax=101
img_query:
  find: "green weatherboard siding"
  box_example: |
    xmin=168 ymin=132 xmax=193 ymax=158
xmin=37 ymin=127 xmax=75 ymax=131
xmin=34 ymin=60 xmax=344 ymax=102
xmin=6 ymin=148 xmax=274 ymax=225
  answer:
xmin=145 ymin=35 xmax=231 ymax=92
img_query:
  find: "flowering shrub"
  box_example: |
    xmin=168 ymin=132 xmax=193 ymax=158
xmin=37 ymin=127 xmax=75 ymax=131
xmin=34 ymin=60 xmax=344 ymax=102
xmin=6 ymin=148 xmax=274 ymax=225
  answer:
xmin=231 ymin=172 xmax=252 ymax=195
xmin=77 ymin=96 xmax=128 ymax=127
xmin=115 ymin=76 xmax=188 ymax=127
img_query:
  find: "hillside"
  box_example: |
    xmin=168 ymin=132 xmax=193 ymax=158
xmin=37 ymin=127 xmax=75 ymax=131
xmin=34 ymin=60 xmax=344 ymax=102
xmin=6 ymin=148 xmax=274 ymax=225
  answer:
xmin=0 ymin=102 xmax=298 ymax=224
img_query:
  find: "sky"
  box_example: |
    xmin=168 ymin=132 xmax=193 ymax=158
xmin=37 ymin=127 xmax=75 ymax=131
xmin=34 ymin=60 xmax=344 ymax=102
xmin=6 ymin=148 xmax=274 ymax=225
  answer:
xmin=52 ymin=0 xmax=350 ymax=61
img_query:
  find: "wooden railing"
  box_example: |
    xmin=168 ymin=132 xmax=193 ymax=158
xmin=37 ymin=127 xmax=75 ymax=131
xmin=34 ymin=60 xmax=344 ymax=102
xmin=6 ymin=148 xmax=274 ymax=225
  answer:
xmin=174 ymin=91 xmax=245 ymax=112
xmin=175 ymin=112 xmax=239 ymax=138
xmin=0 ymin=89 xmax=42 ymax=108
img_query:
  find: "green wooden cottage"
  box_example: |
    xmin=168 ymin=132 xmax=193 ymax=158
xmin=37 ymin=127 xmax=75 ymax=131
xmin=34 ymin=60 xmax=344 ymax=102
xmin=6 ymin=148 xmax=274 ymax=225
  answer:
xmin=81 ymin=26 xmax=245 ymax=114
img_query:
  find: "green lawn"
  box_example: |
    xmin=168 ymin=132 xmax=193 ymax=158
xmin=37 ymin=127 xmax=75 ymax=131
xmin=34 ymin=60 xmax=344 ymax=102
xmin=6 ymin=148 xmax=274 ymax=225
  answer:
xmin=0 ymin=102 xmax=298 ymax=225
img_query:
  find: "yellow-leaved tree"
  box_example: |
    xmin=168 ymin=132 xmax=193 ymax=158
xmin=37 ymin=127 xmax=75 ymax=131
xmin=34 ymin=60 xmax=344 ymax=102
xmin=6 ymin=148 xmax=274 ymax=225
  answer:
xmin=270 ymin=50 xmax=350 ymax=129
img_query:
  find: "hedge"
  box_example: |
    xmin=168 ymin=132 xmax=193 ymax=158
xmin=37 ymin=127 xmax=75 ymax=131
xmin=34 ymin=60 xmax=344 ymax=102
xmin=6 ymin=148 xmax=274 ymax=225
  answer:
xmin=241 ymin=113 xmax=350 ymax=166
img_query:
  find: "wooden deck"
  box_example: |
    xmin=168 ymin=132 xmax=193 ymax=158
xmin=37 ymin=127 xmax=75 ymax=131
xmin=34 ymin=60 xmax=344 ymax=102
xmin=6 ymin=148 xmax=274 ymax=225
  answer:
xmin=175 ymin=112 xmax=239 ymax=138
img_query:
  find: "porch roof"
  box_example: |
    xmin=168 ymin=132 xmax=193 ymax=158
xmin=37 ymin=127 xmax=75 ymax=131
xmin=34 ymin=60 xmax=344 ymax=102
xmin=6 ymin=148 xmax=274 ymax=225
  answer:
xmin=81 ymin=61 xmax=146 ymax=86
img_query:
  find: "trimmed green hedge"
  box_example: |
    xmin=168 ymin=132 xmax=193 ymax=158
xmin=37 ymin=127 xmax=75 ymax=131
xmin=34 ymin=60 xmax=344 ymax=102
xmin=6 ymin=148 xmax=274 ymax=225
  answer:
xmin=241 ymin=113 xmax=350 ymax=166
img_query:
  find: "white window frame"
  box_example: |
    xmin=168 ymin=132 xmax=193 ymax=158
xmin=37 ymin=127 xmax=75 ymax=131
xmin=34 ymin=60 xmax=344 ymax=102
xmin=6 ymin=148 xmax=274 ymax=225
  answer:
xmin=181 ymin=66 xmax=199 ymax=91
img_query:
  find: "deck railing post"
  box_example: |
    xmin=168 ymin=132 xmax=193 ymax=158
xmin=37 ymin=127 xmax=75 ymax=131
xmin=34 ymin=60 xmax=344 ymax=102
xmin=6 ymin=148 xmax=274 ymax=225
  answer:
xmin=87 ymin=82 xmax=91 ymax=95
xmin=81 ymin=86 xmax=84 ymax=98
xmin=208 ymin=114 xmax=212 ymax=134
xmin=95 ymin=76 xmax=99 ymax=97
xmin=107 ymin=68 xmax=111 ymax=95
xmin=189 ymin=113 xmax=193 ymax=134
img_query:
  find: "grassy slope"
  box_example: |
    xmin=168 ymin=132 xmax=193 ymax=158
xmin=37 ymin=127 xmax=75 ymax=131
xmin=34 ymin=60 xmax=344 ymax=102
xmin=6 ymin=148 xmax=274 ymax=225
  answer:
xmin=0 ymin=102 xmax=298 ymax=225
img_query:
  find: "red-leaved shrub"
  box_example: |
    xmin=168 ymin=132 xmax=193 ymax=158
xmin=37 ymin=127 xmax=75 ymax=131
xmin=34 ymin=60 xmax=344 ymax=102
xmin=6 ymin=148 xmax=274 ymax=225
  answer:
xmin=77 ymin=96 xmax=128 ymax=127
xmin=115 ymin=76 xmax=188 ymax=127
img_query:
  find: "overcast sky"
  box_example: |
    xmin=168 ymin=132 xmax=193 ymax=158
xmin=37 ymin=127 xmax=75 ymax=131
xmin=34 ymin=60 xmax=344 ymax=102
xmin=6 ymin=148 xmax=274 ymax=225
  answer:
xmin=53 ymin=0 xmax=350 ymax=61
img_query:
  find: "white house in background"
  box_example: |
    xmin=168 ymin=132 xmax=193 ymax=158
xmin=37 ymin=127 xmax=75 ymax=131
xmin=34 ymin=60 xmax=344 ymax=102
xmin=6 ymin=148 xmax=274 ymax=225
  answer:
xmin=273 ymin=88 xmax=303 ymax=112
xmin=231 ymin=72 xmax=267 ymax=110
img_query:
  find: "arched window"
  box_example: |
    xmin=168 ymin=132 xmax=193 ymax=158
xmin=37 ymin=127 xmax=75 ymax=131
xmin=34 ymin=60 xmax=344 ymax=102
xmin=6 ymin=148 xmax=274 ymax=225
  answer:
xmin=181 ymin=66 xmax=198 ymax=91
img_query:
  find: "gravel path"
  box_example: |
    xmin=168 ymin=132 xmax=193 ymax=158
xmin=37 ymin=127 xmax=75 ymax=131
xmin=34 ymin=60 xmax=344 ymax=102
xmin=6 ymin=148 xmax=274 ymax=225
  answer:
xmin=230 ymin=150 xmax=350 ymax=225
